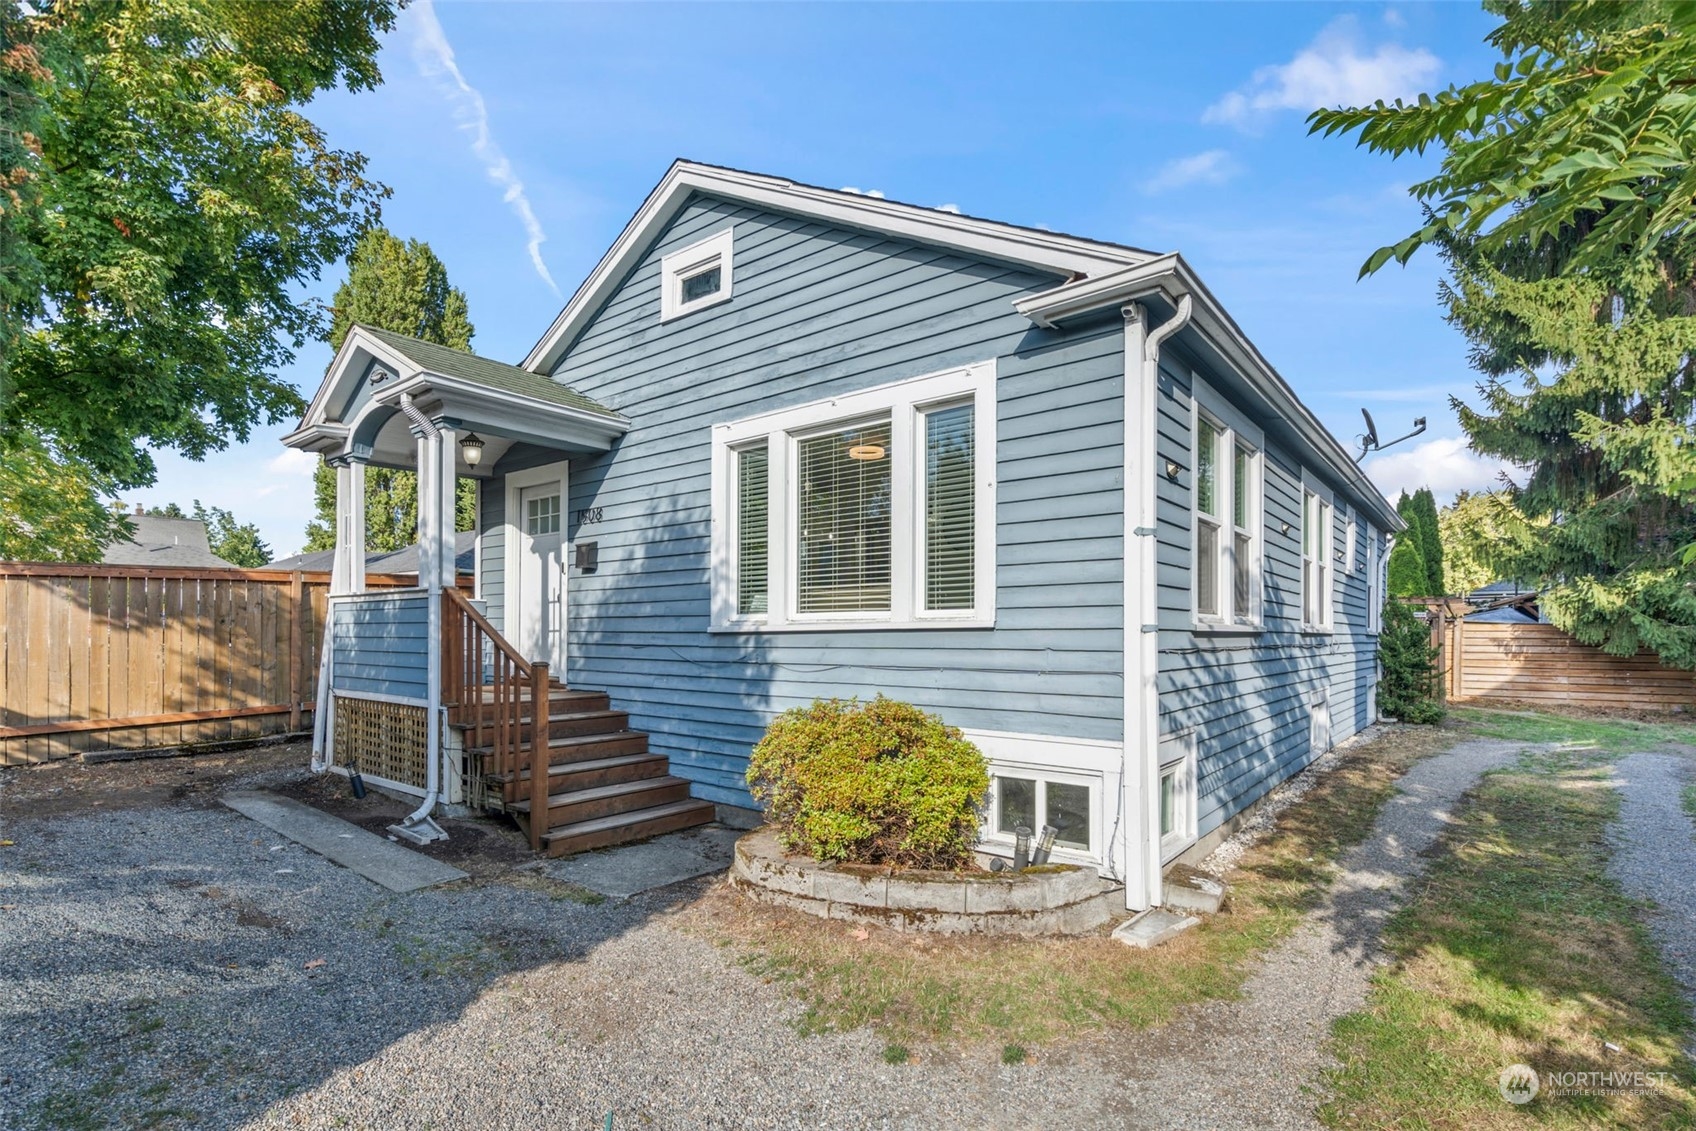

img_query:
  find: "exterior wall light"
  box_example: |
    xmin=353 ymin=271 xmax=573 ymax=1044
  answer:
xmin=1164 ymin=459 xmax=1182 ymax=482
xmin=459 ymin=432 xmax=484 ymax=467
xmin=1013 ymin=825 xmax=1033 ymax=870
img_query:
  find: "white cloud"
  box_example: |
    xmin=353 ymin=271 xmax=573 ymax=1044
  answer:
xmin=266 ymin=448 xmax=318 ymax=477
xmin=1363 ymin=436 xmax=1518 ymax=505
xmin=1143 ymin=149 xmax=1239 ymax=195
xmin=1203 ymin=17 xmax=1440 ymax=130
xmin=935 ymin=202 xmax=962 ymax=214
xmin=410 ymin=0 xmax=560 ymax=297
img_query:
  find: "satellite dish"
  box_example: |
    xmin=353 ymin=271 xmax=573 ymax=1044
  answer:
xmin=1361 ymin=408 xmax=1379 ymax=449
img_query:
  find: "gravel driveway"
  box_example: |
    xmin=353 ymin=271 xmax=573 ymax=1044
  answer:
xmin=2 ymin=737 xmax=1524 ymax=1131
xmin=1608 ymin=749 xmax=1696 ymax=1023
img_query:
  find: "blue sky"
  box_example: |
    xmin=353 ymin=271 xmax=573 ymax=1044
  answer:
xmin=128 ymin=1 xmax=1510 ymax=556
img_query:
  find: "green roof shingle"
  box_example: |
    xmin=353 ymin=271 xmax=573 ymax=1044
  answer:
xmin=359 ymin=325 xmax=624 ymax=421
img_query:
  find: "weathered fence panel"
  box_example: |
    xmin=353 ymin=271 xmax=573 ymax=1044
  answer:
xmin=1445 ymin=618 xmax=1696 ymax=711
xmin=0 ymin=564 xmax=422 ymax=765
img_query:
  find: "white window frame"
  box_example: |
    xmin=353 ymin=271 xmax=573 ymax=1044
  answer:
xmin=1158 ymin=728 xmax=1198 ymax=863
xmin=1344 ymin=504 xmax=1359 ymax=574
xmin=1191 ymin=376 xmax=1263 ymax=630
xmin=1366 ymin=523 xmax=1382 ymax=635
xmin=1301 ymin=472 xmax=1335 ymax=633
xmin=969 ymin=730 xmax=1119 ymax=871
xmin=660 ymin=228 xmax=734 ymax=321
xmin=709 ymin=361 xmax=997 ymax=632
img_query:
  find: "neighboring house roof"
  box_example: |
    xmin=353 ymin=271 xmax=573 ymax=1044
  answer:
xmin=357 ymin=326 xmax=621 ymax=419
xmin=102 ymin=514 xmax=239 ymax=569
xmin=267 ymin=530 xmax=476 ymax=576
xmin=1468 ymin=579 xmax=1537 ymax=603
xmin=1466 ymin=604 xmax=1540 ymax=624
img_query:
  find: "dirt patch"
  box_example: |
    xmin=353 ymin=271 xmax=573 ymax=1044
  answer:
xmin=268 ymin=771 xmax=535 ymax=880
xmin=0 ymin=741 xmax=309 ymax=820
xmin=1461 ymin=697 xmax=1695 ymax=724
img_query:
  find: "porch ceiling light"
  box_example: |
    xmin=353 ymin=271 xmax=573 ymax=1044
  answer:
xmin=459 ymin=432 xmax=485 ymax=467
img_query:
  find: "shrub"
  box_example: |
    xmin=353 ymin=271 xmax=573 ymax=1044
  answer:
xmin=1380 ymin=598 xmax=1444 ymax=723
xmin=746 ymin=696 xmax=989 ymax=870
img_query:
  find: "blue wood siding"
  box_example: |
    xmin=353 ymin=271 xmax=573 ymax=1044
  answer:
xmin=331 ymin=593 xmax=430 ymax=701
xmin=541 ymin=195 xmax=1127 ymax=809
xmin=478 ymin=479 xmax=505 ymax=632
xmin=1154 ymin=355 xmax=1384 ymax=838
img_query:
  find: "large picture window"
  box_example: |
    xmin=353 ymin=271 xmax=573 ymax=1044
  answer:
xmin=1191 ymin=378 xmax=1262 ymax=629
xmin=711 ymin=362 xmax=996 ymax=631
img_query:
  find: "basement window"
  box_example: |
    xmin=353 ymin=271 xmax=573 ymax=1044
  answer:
xmin=989 ymin=772 xmax=1095 ymax=853
xmin=661 ymin=228 xmax=734 ymax=321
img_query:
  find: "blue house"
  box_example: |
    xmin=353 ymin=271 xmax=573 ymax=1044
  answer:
xmin=284 ymin=161 xmax=1399 ymax=910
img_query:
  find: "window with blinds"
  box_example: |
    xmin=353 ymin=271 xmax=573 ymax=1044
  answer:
xmin=797 ymin=418 xmax=893 ymax=614
xmin=708 ymin=360 xmax=995 ymax=630
xmin=923 ymin=402 xmax=975 ymax=611
xmin=1194 ymin=417 xmax=1221 ymax=618
xmin=735 ymin=444 xmax=769 ymax=615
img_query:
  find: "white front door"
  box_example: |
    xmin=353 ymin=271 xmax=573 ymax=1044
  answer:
xmin=516 ymin=480 xmax=567 ymax=676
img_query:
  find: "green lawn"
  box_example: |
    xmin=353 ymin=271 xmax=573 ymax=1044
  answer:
xmin=1321 ymin=730 xmax=1696 ymax=1129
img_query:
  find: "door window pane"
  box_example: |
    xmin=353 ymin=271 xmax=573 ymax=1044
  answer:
xmin=796 ymin=419 xmax=892 ymax=613
xmin=525 ymin=494 xmax=560 ymax=536
xmin=923 ymin=402 xmax=975 ymax=611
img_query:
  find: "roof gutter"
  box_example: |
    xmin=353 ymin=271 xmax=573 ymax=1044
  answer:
xmin=1017 ymin=255 xmax=1405 ymax=533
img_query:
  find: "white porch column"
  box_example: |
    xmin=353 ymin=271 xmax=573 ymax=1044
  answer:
xmin=435 ymin=427 xmax=458 ymax=591
xmin=329 ymin=460 xmax=367 ymax=597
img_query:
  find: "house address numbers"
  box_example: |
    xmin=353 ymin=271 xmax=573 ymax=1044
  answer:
xmin=575 ymin=506 xmax=604 ymax=526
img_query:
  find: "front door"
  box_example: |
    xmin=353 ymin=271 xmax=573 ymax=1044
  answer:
xmin=516 ymin=480 xmax=567 ymax=676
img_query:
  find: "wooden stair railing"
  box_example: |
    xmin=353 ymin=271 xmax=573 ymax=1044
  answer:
xmin=441 ymin=588 xmax=549 ymax=850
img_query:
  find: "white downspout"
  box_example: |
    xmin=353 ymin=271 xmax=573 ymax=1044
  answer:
xmin=391 ymin=393 xmax=449 ymax=844
xmin=1123 ymin=293 xmax=1194 ymax=910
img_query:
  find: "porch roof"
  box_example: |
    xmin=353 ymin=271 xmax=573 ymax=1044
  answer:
xmin=282 ymin=325 xmax=629 ymax=471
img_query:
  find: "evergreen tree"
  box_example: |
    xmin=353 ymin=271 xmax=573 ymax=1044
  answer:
xmin=303 ymin=229 xmax=478 ymax=553
xmin=1439 ymin=489 xmax=1544 ymax=595
xmin=1379 ymin=597 xmax=1443 ymax=724
xmin=1316 ymin=3 xmax=1696 ymax=666
xmin=1411 ymin=488 xmax=1445 ymax=596
xmin=1387 ymin=532 xmax=1429 ymax=598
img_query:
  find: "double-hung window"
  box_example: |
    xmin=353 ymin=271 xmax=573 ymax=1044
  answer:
xmin=712 ymin=361 xmax=996 ymax=630
xmin=1191 ymin=377 xmax=1262 ymax=628
xmin=1302 ymin=477 xmax=1334 ymax=631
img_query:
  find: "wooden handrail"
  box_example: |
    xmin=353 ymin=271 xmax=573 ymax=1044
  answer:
xmin=440 ymin=589 xmax=550 ymax=840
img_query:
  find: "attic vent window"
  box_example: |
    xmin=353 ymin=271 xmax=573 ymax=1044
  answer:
xmin=660 ymin=228 xmax=734 ymax=321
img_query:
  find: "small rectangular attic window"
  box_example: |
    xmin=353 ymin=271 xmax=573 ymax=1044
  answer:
xmin=661 ymin=228 xmax=734 ymax=321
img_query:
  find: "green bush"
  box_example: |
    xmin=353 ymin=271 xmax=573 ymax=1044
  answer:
xmin=746 ymin=696 xmax=990 ymax=870
xmin=1380 ymin=598 xmax=1444 ymax=723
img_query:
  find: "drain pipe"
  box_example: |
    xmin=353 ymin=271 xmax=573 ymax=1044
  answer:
xmin=1125 ymin=293 xmax=1193 ymax=910
xmin=391 ymin=392 xmax=449 ymax=845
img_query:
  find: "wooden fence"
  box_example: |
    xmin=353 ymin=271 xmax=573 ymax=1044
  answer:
xmin=1444 ymin=616 xmax=1696 ymax=711
xmin=0 ymin=564 xmax=424 ymax=765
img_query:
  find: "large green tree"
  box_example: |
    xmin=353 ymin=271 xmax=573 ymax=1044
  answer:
xmin=1316 ymin=2 xmax=1696 ymax=665
xmin=0 ymin=0 xmax=395 ymax=560
xmin=302 ymin=227 xmax=477 ymax=553
xmin=1440 ymin=489 xmax=1543 ymax=595
xmin=1396 ymin=489 xmax=1445 ymax=596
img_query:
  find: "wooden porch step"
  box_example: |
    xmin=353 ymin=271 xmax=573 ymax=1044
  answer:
xmin=511 ymin=774 xmax=693 ymax=828
xmin=491 ymin=750 xmax=670 ymax=793
xmin=538 ymin=798 xmax=717 ymax=858
xmin=451 ymin=687 xmax=610 ymax=716
xmin=465 ymin=728 xmax=649 ymax=766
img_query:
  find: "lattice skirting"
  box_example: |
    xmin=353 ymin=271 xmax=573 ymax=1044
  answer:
xmin=333 ymin=695 xmax=428 ymax=791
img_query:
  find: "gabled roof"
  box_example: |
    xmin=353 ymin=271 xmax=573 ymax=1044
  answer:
xmin=522 ymin=160 xmax=1157 ymax=374
xmin=357 ymin=326 xmax=619 ymax=419
xmin=103 ymin=515 xmax=239 ymax=569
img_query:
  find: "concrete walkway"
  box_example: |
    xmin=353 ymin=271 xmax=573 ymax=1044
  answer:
xmin=1608 ymin=751 xmax=1696 ymax=1025
xmin=222 ymin=790 xmax=469 ymax=893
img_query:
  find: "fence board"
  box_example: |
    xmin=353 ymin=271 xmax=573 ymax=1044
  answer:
xmin=1446 ymin=620 xmax=1696 ymax=711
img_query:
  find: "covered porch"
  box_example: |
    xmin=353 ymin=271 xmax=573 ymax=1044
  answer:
xmin=282 ymin=324 xmax=680 ymax=848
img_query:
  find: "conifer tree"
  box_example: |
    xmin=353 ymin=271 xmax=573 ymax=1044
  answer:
xmin=303 ymin=229 xmax=478 ymax=552
xmin=1387 ymin=532 xmax=1429 ymax=598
